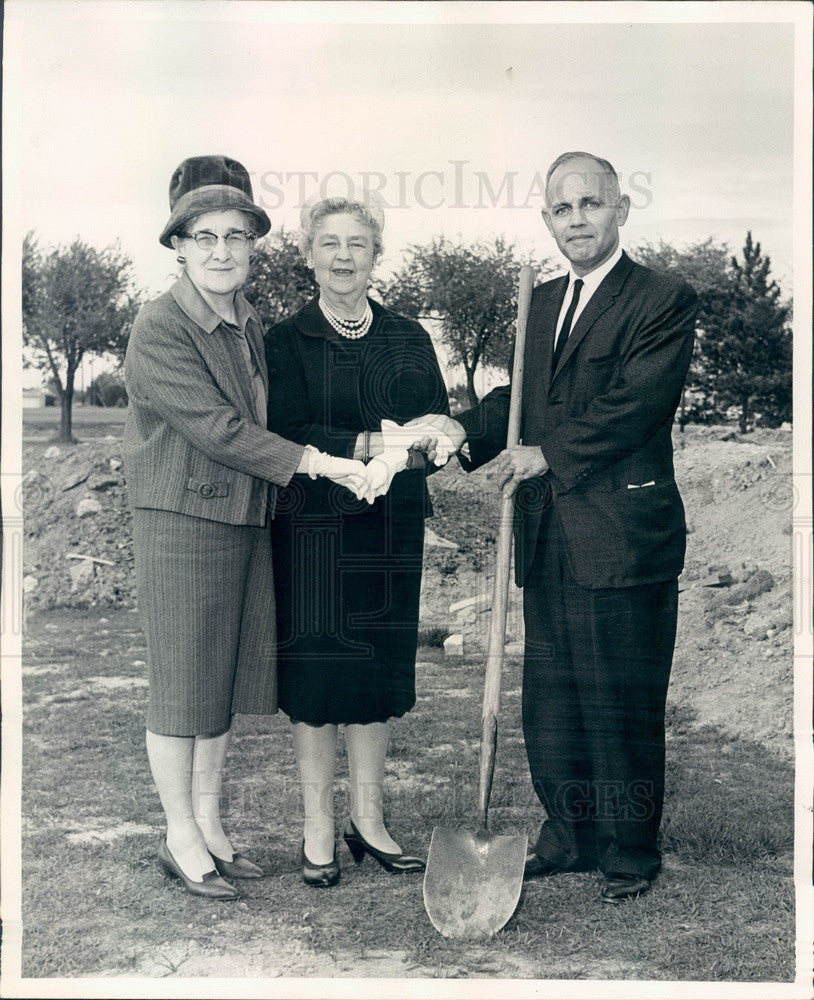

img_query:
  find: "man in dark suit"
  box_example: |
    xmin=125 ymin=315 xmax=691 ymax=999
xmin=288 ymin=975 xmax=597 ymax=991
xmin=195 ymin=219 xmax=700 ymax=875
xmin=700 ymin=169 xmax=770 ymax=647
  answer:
xmin=413 ymin=151 xmax=698 ymax=902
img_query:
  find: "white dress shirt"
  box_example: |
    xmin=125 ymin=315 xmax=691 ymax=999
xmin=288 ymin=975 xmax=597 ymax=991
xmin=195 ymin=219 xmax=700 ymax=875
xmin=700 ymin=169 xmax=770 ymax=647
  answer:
xmin=554 ymin=245 xmax=624 ymax=343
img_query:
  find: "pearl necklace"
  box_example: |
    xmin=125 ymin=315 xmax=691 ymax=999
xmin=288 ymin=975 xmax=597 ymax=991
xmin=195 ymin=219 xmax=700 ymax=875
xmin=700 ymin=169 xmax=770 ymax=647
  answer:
xmin=319 ymin=297 xmax=373 ymax=340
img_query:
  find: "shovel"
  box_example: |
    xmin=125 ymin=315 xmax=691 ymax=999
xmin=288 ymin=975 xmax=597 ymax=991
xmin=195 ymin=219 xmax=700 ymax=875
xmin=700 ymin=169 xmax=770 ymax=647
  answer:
xmin=423 ymin=265 xmax=534 ymax=939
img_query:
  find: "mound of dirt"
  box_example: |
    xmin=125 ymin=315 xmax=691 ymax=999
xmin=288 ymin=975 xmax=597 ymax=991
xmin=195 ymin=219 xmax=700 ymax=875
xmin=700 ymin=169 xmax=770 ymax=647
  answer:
xmin=668 ymin=427 xmax=794 ymax=757
xmin=23 ymin=438 xmax=134 ymax=612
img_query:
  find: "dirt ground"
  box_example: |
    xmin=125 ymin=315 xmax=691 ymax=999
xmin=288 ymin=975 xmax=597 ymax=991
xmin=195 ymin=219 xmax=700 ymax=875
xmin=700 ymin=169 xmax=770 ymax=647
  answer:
xmin=20 ymin=608 xmax=795 ymax=983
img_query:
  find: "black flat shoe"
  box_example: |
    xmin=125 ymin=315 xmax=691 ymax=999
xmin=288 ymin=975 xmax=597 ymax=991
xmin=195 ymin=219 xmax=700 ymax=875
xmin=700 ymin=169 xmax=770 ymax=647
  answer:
xmin=157 ymin=837 xmax=241 ymax=900
xmin=343 ymin=820 xmax=425 ymax=874
xmin=211 ymin=852 xmax=265 ymax=879
xmin=301 ymin=842 xmax=340 ymax=888
xmin=600 ymin=875 xmax=651 ymax=903
xmin=523 ymin=853 xmax=569 ymax=879
xmin=524 ymin=852 xmax=596 ymax=880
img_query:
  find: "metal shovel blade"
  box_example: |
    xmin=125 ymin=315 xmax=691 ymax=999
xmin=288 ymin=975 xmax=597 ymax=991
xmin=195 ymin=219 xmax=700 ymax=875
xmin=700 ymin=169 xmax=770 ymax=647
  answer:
xmin=422 ymin=825 xmax=527 ymax=939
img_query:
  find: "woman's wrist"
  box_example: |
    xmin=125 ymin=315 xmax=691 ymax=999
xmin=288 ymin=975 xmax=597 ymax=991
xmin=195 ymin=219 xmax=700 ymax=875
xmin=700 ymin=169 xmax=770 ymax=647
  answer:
xmin=353 ymin=431 xmax=384 ymax=462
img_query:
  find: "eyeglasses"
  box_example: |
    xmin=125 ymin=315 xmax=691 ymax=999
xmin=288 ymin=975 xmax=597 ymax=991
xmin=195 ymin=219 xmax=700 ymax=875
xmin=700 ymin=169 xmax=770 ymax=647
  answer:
xmin=179 ymin=230 xmax=256 ymax=251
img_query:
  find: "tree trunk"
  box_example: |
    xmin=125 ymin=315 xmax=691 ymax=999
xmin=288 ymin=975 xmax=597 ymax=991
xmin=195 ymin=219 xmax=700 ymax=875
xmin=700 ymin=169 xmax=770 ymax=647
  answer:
xmin=464 ymin=365 xmax=479 ymax=408
xmin=57 ymin=371 xmax=77 ymax=443
xmin=739 ymin=396 xmax=750 ymax=434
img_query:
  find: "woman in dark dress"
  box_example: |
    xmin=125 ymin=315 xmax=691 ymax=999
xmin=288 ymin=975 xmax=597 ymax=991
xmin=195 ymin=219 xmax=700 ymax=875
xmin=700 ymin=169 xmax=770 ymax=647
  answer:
xmin=265 ymin=192 xmax=449 ymax=886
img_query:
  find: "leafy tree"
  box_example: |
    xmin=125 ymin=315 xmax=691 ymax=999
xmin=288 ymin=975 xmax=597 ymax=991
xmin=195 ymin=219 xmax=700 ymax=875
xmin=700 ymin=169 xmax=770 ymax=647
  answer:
xmin=242 ymin=229 xmax=318 ymax=329
xmin=630 ymin=234 xmax=791 ymax=430
xmin=630 ymin=237 xmax=734 ymax=426
xmin=22 ymin=232 xmax=142 ymax=442
xmin=711 ymin=232 xmax=791 ymax=431
xmin=377 ymin=236 xmax=555 ymax=406
xmin=88 ymin=371 xmax=128 ymax=408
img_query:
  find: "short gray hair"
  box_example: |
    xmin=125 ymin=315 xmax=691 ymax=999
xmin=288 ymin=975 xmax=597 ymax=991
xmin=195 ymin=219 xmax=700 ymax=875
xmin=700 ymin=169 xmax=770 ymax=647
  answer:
xmin=298 ymin=197 xmax=384 ymax=259
xmin=545 ymin=152 xmax=621 ymax=204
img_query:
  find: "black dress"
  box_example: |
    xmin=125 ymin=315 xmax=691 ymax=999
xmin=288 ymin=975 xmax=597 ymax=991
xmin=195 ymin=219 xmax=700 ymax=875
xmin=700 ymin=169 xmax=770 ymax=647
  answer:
xmin=265 ymin=297 xmax=449 ymax=725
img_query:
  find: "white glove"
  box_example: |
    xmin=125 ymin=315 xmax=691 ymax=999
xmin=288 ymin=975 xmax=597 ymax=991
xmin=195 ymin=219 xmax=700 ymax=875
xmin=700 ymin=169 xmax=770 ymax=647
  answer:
xmin=297 ymin=445 xmax=369 ymax=501
xmin=360 ymin=420 xmax=412 ymax=502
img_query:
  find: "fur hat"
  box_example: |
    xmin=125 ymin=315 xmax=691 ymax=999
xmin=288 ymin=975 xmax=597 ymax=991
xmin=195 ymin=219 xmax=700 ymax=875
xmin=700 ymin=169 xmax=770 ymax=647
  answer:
xmin=159 ymin=155 xmax=271 ymax=248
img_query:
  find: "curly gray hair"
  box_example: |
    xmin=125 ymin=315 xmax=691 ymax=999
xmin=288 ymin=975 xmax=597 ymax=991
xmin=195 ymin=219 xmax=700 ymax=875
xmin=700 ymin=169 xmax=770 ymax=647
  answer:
xmin=298 ymin=197 xmax=384 ymax=259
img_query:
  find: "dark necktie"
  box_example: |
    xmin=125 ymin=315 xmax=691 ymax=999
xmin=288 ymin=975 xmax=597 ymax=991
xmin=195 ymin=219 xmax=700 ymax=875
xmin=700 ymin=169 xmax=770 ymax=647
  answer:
xmin=552 ymin=278 xmax=584 ymax=373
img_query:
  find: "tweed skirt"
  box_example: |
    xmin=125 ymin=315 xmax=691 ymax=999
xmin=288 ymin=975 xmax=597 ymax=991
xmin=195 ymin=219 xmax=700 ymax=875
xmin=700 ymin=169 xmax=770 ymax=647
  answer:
xmin=132 ymin=507 xmax=278 ymax=736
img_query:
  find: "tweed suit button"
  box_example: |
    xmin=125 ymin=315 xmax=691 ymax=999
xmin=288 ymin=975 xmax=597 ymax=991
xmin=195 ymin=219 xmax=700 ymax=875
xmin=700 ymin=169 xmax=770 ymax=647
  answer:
xmin=198 ymin=483 xmax=215 ymax=499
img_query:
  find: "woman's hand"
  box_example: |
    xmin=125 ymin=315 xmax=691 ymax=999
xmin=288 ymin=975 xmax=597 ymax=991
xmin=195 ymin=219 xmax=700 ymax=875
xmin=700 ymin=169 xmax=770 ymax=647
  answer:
xmin=352 ymin=431 xmax=383 ymax=461
xmin=358 ymin=420 xmax=411 ymax=502
xmin=297 ymin=446 xmax=370 ymax=500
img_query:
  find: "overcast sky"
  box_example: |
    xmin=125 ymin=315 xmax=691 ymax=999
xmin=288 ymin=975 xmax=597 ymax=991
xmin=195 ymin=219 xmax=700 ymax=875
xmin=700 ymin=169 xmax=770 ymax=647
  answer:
xmin=3 ymin=2 xmax=800 ymax=298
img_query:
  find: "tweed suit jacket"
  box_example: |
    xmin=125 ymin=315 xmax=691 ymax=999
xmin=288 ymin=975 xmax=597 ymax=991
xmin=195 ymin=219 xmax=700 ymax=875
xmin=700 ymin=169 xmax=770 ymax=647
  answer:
xmin=123 ymin=271 xmax=304 ymax=526
xmin=458 ymin=252 xmax=698 ymax=589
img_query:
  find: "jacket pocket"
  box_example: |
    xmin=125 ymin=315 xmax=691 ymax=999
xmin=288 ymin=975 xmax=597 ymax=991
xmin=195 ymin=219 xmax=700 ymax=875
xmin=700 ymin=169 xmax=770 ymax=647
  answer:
xmin=555 ymin=480 xmax=686 ymax=588
xmin=587 ymin=352 xmax=623 ymax=366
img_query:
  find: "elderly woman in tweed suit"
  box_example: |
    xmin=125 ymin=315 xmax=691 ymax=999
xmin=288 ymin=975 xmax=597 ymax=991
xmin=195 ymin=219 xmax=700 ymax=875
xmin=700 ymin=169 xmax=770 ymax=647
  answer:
xmin=123 ymin=156 xmax=369 ymax=900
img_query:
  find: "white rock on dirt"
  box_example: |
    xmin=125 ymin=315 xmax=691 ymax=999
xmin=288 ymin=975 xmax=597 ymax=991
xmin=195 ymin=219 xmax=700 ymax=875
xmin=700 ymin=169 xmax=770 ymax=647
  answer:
xmin=742 ymin=614 xmax=777 ymax=639
xmin=76 ymin=497 xmax=102 ymax=518
xmin=43 ymin=446 xmax=61 ymax=459
xmin=443 ymin=633 xmax=464 ymax=656
xmin=23 ymin=575 xmax=39 ymax=593
xmin=62 ymin=470 xmax=91 ymax=492
xmin=69 ymin=560 xmax=95 ymax=591
xmin=424 ymin=528 xmax=457 ymax=549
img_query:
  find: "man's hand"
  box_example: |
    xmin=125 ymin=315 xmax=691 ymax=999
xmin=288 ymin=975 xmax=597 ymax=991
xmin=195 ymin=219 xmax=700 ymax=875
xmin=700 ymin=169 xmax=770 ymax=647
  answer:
xmin=486 ymin=445 xmax=549 ymax=495
xmin=405 ymin=414 xmax=466 ymax=465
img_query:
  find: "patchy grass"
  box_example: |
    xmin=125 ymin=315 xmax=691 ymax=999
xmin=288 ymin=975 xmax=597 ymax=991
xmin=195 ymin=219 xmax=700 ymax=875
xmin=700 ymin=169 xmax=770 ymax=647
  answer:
xmin=416 ymin=626 xmax=451 ymax=648
xmin=21 ymin=608 xmax=794 ymax=982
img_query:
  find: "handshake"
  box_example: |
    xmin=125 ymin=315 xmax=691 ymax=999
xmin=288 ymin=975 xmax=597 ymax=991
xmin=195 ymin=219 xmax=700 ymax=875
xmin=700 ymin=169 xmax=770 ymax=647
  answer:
xmin=296 ymin=414 xmax=466 ymax=504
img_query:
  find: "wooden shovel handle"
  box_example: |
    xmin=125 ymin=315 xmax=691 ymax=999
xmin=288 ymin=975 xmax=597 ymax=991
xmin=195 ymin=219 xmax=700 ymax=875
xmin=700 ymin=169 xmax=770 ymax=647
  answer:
xmin=478 ymin=265 xmax=534 ymax=824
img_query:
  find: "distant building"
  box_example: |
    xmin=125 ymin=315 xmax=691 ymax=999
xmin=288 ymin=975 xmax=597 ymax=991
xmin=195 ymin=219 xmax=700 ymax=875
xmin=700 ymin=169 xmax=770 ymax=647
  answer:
xmin=21 ymin=370 xmax=57 ymax=408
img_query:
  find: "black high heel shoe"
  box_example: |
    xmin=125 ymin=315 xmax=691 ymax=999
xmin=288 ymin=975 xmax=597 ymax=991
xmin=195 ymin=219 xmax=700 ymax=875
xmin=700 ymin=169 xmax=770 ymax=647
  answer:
xmin=343 ymin=820 xmax=425 ymax=874
xmin=157 ymin=837 xmax=242 ymax=900
xmin=301 ymin=842 xmax=340 ymax=888
xmin=211 ymin=852 xmax=265 ymax=879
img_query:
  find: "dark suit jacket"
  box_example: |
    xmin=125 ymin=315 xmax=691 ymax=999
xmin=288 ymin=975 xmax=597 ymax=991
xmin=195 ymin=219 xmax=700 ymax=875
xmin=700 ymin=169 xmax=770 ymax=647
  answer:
xmin=123 ymin=271 xmax=303 ymax=526
xmin=458 ymin=252 xmax=698 ymax=588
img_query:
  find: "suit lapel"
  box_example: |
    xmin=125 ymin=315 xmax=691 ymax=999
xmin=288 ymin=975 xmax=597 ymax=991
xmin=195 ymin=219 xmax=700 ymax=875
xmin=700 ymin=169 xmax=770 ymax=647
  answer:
xmin=172 ymin=274 xmax=259 ymax=420
xmin=246 ymin=319 xmax=266 ymax=379
xmin=527 ymin=276 xmax=568 ymax=400
xmin=551 ymin=253 xmax=635 ymax=383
